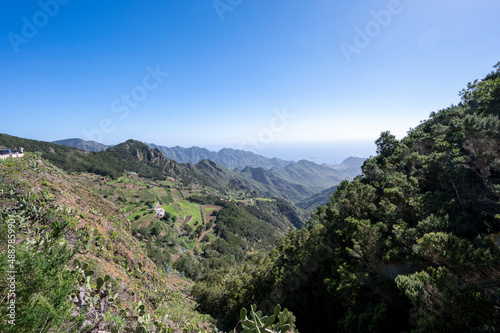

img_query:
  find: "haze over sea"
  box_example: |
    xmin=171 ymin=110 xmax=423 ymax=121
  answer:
xmin=202 ymin=141 xmax=376 ymax=166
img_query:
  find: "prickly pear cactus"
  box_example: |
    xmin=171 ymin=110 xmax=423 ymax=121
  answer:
xmin=239 ymin=304 xmax=291 ymax=333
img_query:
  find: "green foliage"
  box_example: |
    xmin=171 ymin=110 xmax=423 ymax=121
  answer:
xmin=460 ymin=62 xmax=500 ymax=115
xmin=194 ymin=63 xmax=500 ymax=333
xmin=173 ymin=254 xmax=200 ymax=279
xmin=105 ymin=312 xmax=127 ymax=332
xmin=396 ymin=266 xmax=498 ymax=332
xmin=0 ymin=154 xmax=217 ymax=333
xmin=0 ymin=189 xmax=80 ymax=332
xmin=204 ymin=202 xmax=281 ymax=262
xmin=237 ymin=304 xmax=293 ymax=333
xmin=375 ymin=130 xmax=400 ymax=157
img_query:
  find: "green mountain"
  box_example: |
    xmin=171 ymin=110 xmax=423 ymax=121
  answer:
xmin=0 ymin=133 xmax=309 ymax=227
xmin=233 ymin=160 xmax=346 ymax=204
xmin=0 ymin=133 xmax=76 ymax=154
xmin=323 ymin=156 xmax=367 ymax=179
xmin=295 ymin=185 xmax=338 ymax=211
xmin=151 ymin=146 xmax=362 ymax=199
xmin=53 ymin=138 xmax=112 ymax=152
xmin=0 ymin=135 xmax=185 ymax=180
xmin=54 ymin=139 xmax=294 ymax=171
xmin=188 ymin=159 xmax=317 ymax=204
xmin=7 ymin=133 xmax=345 ymax=204
xmin=51 ymin=139 xmax=359 ymax=203
xmin=269 ymin=159 xmax=345 ymax=191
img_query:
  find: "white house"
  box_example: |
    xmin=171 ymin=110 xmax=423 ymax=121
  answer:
xmin=154 ymin=208 xmax=165 ymax=218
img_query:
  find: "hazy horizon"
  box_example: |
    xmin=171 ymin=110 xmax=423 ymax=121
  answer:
xmin=22 ymin=133 xmax=375 ymax=165
xmin=2 ymin=1 xmax=500 ymax=152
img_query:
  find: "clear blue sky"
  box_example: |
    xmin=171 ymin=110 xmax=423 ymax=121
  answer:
xmin=1 ymin=0 xmax=500 ymax=163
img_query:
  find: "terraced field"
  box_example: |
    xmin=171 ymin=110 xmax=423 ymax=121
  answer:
xmin=163 ymin=201 xmax=203 ymax=226
xmin=171 ymin=188 xmax=184 ymax=202
xmin=152 ymin=186 xmax=173 ymax=204
xmin=201 ymin=205 xmax=222 ymax=223
xmin=75 ymin=172 xmax=285 ymax=257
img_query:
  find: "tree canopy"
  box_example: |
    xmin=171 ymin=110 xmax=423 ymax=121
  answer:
xmin=193 ymin=64 xmax=500 ymax=332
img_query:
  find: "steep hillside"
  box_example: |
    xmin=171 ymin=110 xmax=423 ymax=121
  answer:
xmin=270 ymin=159 xmax=345 ymax=191
xmin=53 ymin=138 xmax=112 ymax=152
xmin=294 ymin=157 xmax=367 ymax=210
xmin=99 ymin=140 xmax=183 ymax=179
xmin=74 ymin=168 xmax=307 ymax=275
xmin=235 ymin=166 xmax=313 ymax=202
xmin=152 ymin=146 xmax=356 ymax=203
xmin=0 ymin=133 xmax=79 ymax=155
xmin=0 ymin=135 xmax=184 ymax=180
xmin=0 ymin=154 xmax=215 ymax=332
xmin=53 ymin=140 xmax=294 ymax=171
xmin=296 ymin=185 xmax=338 ymax=211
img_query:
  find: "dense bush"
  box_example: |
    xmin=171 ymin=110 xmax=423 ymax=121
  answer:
xmin=193 ymin=64 xmax=500 ymax=332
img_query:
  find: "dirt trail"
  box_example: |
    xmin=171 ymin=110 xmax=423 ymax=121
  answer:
xmin=184 ymin=215 xmax=193 ymax=225
xmin=195 ymin=224 xmax=215 ymax=249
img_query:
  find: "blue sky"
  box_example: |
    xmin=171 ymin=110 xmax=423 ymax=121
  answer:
xmin=1 ymin=0 xmax=500 ymax=163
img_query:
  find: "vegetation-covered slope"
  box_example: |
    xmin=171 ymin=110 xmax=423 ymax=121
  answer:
xmin=3 ymin=135 xmax=343 ymax=204
xmin=235 ymin=162 xmax=342 ymax=204
xmin=0 ymin=136 xmax=183 ymax=180
xmin=269 ymin=159 xmax=345 ymax=190
xmin=323 ymin=156 xmax=367 ymax=179
xmin=295 ymin=185 xmax=338 ymax=211
xmin=76 ymin=169 xmax=307 ymax=277
xmin=192 ymin=64 xmax=500 ymax=332
xmin=0 ymin=154 xmax=305 ymax=332
xmin=0 ymin=154 xmax=215 ymax=332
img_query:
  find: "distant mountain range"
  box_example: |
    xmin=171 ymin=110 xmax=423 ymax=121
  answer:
xmin=45 ymin=137 xmax=366 ymax=209
xmin=53 ymin=138 xmax=112 ymax=152
xmin=291 ymin=157 xmax=367 ymax=210
xmin=322 ymin=156 xmax=367 ymax=179
xmin=235 ymin=160 xmax=346 ymax=203
xmin=52 ymin=139 xmax=294 ymax=170
xmin=53 ymin=138 xmax=365 ymax=172
xmin=148 ymin=144 xmax=293 ymax=170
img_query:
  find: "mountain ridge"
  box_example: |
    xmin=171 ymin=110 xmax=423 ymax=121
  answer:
xmin=53 ymin=138 xmax=112 ymax=152
xmin=295 ymin=184 xmax=339 ymax=211
xmin=2 ymin=134 xmax=336 ymax=203
xmin=52 ymin=138 xmax=366 ymax=179
xmin=148 ymin=143 xmax=293 ymax=170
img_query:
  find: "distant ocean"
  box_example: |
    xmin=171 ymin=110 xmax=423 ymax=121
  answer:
xmin=237 ymin=141 xmax=377 ymax=165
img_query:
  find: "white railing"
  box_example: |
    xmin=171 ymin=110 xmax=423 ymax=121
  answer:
xmin=0 ymin=153 xmax=24 ymax=160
